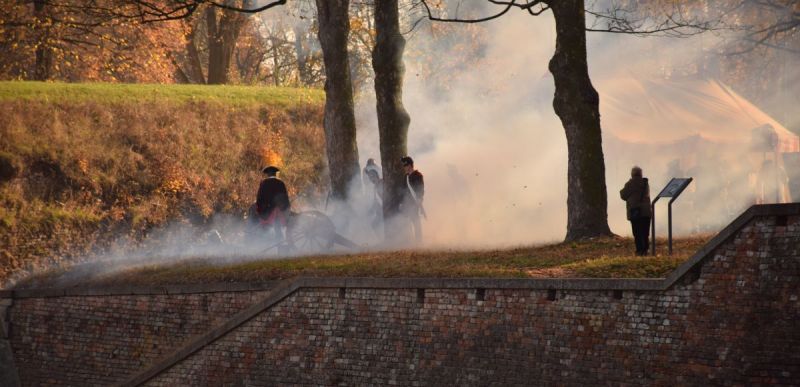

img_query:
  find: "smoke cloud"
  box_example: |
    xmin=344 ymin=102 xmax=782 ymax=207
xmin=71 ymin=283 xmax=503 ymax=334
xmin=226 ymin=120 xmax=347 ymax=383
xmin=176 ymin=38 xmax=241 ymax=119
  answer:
xmin=16 ymin=2 xmax=799 ymax=288
xmin=354 ymin=2 xmax=799 ymax=247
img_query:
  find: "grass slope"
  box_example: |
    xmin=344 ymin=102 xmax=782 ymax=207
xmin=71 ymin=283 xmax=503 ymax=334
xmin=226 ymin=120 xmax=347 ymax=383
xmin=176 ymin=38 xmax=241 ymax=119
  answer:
xmin=0 ymin=81 xmax=326 ymax=286
xmin=1 ymin=82 xmax=714 ymax=288
xmin=17 ymin=236 xmax=710 ymax=288
xmin=0 ymin=81 xmax=324 ymax=107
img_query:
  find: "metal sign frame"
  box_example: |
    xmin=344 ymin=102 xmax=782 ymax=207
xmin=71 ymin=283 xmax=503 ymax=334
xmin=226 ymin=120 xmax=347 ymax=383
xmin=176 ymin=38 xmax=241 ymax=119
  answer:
xmin=651 ymin=177 xmax=693 ymax=256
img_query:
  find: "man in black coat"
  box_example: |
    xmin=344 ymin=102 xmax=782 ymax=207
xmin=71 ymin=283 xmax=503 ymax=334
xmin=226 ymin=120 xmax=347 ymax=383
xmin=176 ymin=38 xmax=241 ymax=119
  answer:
xmin=399 ymin=156 xmax=425 ymax=243
xmin=620 ymin=166 xmax=652 ymax=256
xmin=255 ymin=166 xmax=291 ymax=240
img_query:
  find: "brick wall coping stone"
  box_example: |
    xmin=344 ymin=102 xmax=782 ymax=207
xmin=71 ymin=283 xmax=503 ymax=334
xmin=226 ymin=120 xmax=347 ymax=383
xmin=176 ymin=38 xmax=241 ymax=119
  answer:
xmin=0 ymin=281 xmax=280 ymax=299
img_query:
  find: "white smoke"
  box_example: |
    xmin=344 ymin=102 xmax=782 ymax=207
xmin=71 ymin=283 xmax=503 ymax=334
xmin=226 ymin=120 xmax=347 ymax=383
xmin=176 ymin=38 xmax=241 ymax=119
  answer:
xmin=354 ymin=2 xmax=798 ymax=247
xmin=15 ymin=2 xmax=798 ymax=288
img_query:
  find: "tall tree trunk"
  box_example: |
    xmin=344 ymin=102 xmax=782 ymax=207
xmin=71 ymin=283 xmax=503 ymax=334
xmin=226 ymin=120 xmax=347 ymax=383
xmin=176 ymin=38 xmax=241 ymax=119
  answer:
xmin=185 ymin=21 xmax=206 ymax=83
xmin=205 ymin=5 xmax=244 ymax=84
xmin=372 ymin=0 xmax=410 ymax=232
xmin=32 ymin=0 xmax=52 ymax=81
xmin=293 ymin=25 xmax=310 ymax=85
xmin=219 ymin=10 xmax=245 ymax=82
xmin=548 ymin=0 xmax=613 ymax=241
xmin=315 ymin=0 xmax=360 ymax=200
xmin=270 ymin=36 xmax=281 ymax=86
xmin=205 ymin=7 xmax=225 ymax=84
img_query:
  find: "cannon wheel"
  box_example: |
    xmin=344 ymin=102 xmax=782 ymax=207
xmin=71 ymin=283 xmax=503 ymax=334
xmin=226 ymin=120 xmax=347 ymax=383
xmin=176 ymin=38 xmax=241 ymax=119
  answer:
xmin=286 ymin=210 xmax=336 ymax=254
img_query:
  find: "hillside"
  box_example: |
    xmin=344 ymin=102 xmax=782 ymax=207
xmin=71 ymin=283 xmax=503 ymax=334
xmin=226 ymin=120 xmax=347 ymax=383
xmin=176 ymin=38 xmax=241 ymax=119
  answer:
xmin=0 ymin=82 xmax=714 ymax=290
xmin=0 ymin=81 xmax=323 ymax=107
xmin=0 ymin=82 xmax=326 ymax=286
xmin=16 ymin=236 xmax=711 ymax=289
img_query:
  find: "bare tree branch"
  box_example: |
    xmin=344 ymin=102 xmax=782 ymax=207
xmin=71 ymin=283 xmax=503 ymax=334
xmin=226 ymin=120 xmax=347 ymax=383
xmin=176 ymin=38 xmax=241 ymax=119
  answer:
xmin=418 ymin=0 xmax=718 ymax=37
xmin=420 ymin=0 xmax=515 ymax=23
xmin=726 ymin=0 xmax=799 ymax=55
xmin=208 ymin=0 xmax=288 ymax=13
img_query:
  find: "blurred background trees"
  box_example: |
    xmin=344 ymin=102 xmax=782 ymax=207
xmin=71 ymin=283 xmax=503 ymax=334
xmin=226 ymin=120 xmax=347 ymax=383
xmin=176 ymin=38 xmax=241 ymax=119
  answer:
xmin=2 ymin=0 xmax=793 ymax=113
xmin=0 ymin=0 xmax=489 ymax=91
xmin=0 ymin=0 xmax=186 ymax=82
xmin=0 ymin=0 xmax=323 ymax=86
xmin=620 ymin=0 xmax=798 ymax=132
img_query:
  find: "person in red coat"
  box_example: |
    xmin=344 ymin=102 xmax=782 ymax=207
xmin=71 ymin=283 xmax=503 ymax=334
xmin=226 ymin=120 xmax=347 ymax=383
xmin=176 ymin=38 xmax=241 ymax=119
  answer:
xmin=255 ymin=166 xmax=291 ymax=240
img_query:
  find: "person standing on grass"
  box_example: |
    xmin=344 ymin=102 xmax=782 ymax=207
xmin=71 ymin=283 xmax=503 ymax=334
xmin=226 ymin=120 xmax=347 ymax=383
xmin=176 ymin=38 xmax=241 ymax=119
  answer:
xmin=363 ymin=158 xmax=384 ymax=232
xmin=400 ymin=156 xmax=425 ymax=243
xmin=255 ymin=166 xmax=291 ymax=241
xmin=620 ymin=166 xmax=651 ymax=256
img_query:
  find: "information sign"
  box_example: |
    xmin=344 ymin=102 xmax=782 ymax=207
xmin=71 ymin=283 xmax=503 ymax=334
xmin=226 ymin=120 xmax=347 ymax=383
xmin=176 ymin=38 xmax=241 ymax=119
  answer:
xmin=652 ymin=177 xmax=693 ymax=255
xmin=656 ymin=178 xmax=693 ymax=199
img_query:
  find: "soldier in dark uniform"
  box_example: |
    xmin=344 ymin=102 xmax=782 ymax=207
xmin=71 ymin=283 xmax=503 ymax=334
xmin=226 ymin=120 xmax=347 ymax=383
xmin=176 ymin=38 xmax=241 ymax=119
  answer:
xmin=255 ymin=166 xmax=291 ymax=240
xmin=399 ymin=156 xmax=425 ymax=243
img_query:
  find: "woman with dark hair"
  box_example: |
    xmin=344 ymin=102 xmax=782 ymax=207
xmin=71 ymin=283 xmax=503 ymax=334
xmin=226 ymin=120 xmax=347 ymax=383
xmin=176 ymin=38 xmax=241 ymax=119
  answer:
xmin=620 ymin=166 xmax=651 ymax=256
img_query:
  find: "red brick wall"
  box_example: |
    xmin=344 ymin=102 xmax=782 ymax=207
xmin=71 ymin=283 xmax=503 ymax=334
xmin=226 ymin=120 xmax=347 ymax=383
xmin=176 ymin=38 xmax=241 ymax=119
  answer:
xmin=5 ymin=210 xmax=799 ymax=386
xmin=8 ymin=290 xmax=270 ymax=386
xmin=148 ymin=215 xmax=800 ymax=386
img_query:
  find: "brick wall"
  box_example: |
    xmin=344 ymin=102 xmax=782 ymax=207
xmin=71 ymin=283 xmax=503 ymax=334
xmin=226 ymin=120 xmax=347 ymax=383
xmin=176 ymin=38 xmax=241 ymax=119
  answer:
xmin=7 ymin=288 xmax=271 ymax=386
xmin=4 ymin=205 xmax=799 ymax=386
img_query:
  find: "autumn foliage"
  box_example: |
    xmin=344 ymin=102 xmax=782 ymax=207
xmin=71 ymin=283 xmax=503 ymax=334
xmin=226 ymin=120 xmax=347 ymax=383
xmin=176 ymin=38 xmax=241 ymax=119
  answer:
xmin=0 ymin=82 xmax=325 ymax=286
xmin=0 ymin=0 xmax=189 ymax=82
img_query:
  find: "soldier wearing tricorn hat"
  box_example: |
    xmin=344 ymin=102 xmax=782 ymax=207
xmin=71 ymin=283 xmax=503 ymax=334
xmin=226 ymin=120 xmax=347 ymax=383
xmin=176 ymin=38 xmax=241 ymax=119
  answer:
xmin=255 ymin=165 xmax=291 ymax=240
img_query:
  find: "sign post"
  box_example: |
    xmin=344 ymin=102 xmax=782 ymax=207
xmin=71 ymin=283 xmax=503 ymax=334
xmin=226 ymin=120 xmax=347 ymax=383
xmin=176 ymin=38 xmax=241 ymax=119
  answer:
xmin=651 ymin=177 xmax=693 ymax=256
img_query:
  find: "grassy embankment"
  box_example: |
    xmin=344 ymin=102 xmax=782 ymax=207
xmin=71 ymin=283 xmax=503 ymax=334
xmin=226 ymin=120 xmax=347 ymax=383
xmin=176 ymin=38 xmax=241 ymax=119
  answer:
xmin=2 ymin=81 xmax=713 ymax=289
xmin=0 ymin=81 xmax=326 ymax=285
xmin=18 ymin=235 xmax=711 ymax=288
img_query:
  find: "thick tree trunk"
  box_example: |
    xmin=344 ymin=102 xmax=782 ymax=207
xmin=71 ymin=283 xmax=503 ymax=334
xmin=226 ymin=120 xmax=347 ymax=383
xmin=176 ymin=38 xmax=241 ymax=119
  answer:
xmin=205 ymin=7 xmax=225 ymax=84
xmin=315 ymin=0 xmax=360 ymax=200
xmin=372 ymin=0 xmax=410 ymax=233
xmin=548 ymin=0 xmax=613 ymax=241
xmin=205 ymin=6 xmax=244 ymax=84
xmin=32 ymin=0 xmax=52 ymax=81
xmin=185 ymin=22 xmax=206 ymax=83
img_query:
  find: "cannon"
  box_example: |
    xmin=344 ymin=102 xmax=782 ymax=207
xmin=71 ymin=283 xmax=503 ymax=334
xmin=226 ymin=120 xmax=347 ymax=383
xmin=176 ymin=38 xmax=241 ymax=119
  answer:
xmin=247 ymin=205 xmax=359 ymax=255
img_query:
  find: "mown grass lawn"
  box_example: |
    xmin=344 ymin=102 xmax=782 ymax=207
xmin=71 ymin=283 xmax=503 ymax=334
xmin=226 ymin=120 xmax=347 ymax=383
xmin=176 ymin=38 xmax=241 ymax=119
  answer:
xmin=0 ymin=81 xmax=324 ymax=107
xmin=17 ymin=236 xmax=711 ymax=288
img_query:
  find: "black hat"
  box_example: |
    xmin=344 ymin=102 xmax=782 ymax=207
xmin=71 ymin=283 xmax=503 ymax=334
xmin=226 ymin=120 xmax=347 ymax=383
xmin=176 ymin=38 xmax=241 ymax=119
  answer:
xmin=262 ymin=166 xmax=280 ymax=175
xmin=400 ymin=156 xmax=413 ymax=166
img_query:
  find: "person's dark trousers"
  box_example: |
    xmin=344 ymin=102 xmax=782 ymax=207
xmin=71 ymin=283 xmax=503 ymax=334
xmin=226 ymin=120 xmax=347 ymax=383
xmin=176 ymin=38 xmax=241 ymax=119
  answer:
xmin=630 ymin=217 xmax=651 ymax=255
